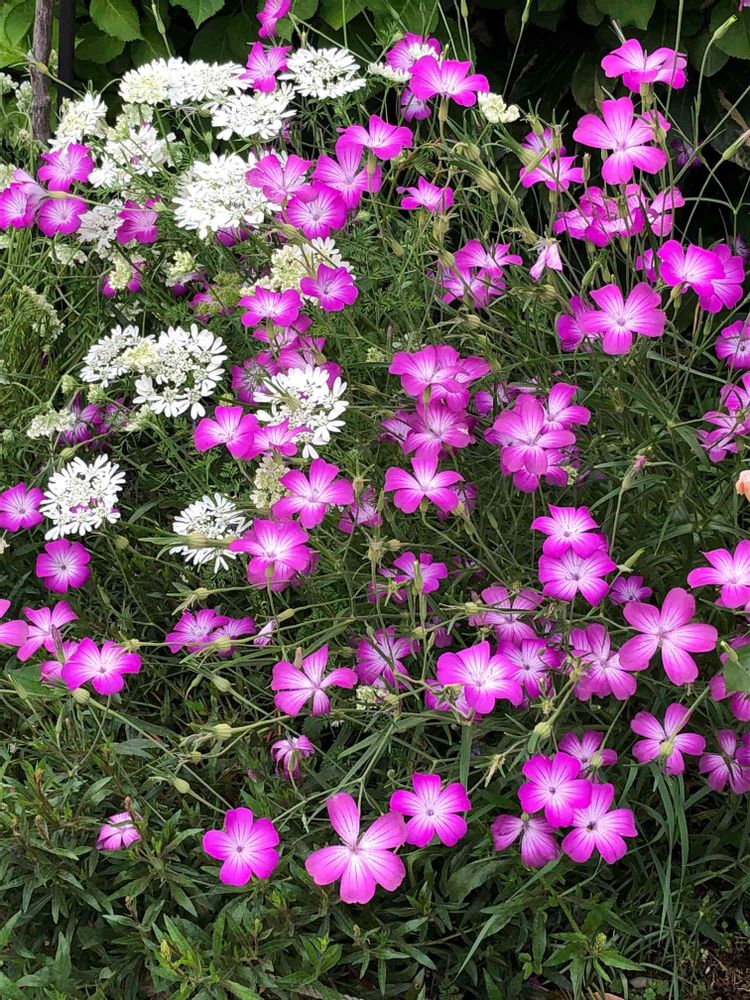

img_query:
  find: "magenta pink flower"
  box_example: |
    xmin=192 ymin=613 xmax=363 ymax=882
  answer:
xmin=399 ymin=178 xmax=454 ymax=213
xmin=40 ymin=639 xmax=79 ymax=685
xmin=402 ymin=401 xmax=473 ymax=459
xmin=305 ymin=793 xmax=407 ymax=904
xmin=273 ymin=458 xmax=354 ymax=528
xmin=570 ymin=623 xmax=646 ymax=701
xmin=203 ymin=807 xmax=280 ymax=885
xmin=578 ymin=282 xmax=665 ymax=355
xmin=284 ymin=183 xmax=347 ymax=239
xmin=542 ymin=382 xmax=591 ymax=431
xmin=538 ymin=547 xmax=616 ymax=606
xmin=252 ymin=419 xmax=307 ymax=457
xmin=38 ymin=143 xmax=93 ymax=191
xmin=239 ymin=287 xmax=302 ymax=329
xmin=630 ymin=704 xmax=705 ymax=775
xmin=519 ymin=132 xmax=584 ymax=192
xmin=558 ymin=731 xmax=618 ymax=776
xmin=491 ymin=814 xmax=558 ymax=867
xmin=0 ymin=183 xmax=35 ymax=229
xmin=487 ymin=394 xmax=576 ymax=479
xmin=61 ymin=638 xmax=141 ymax=695
xmin=601 ymin=38 xmax=686 ymax=91
xmin=116 ymin=199 xmax=158 ymax=245
xmin=257 ymin=0 xmax=290 ymax=37
xmin=495 ymin=637 xmax=558 ymax=699
xmin=390 ymin=551 xmax=447 ymax=595
xmin=97 ymin=811 xmax=141 ymax=851
xmin=35 ymin=539 xmax=91 ymax=593
xmin=17 ymin=600 xmax=77 ymax=662
xmin=354 ymin=628 xmax=415 ymax=687
xmin=194 ymin=405 xmax=260 ymax=459
xmin=337 ymin=486 xmax=382 ymax=534
xmin=165 ymin=608 xmax=230 ymax=654
xmin=573 ymin=97 xmax=668 ymax=185
xmin=556 ymin=294 xmax=596 ymax=352
xmin=271 ymin=734 xmax=314 ymax=779
xmin=620 ymin=587 xmax=718 ymax=685
xmin=609 ymin=575 xmax=653 ymax=605
xmin=696 ymin=243 xmax=745 ymax=314
xmin=531 ymin=505 xmax=602 ymax=557
xmin=246 ymin=152 xmax=310 ymax=203
xmin=389 ymin=345 xmax=489 ymax=409
xmin=338 ymin=114 xmax=413 ymax=160
xmin=390 ymin=773 xmax=471 ymax=847
xmin=409 ymin=56 xmax=489 ymax=106
xmin=385 ymin=33 xmax=441 ymax=73
xmin=519 ymin=753 xmax=592 ymax=827
xmin=384 ymin=456 xmax=464 ymax=514
xmin=299 ymin=263 xmax=358 ymax=311
xmin=656 ymin=240 xmax=723 ymax=295
xmin=687 ymin=540 xmax=750 ymax=608
xmin=699 ymin=730 xmax=750 ymax=793
xmin=436 ymin=640 xmax=523 ymax=714
xmin=272 ymin=644 xmax=357 ymax=716
xmin=312 ymin=139 xmax=381 ymax=209
xmin=469 ymin=584 xmax=542 ymax=642
xmin=0 ymin=481 xmax=44 ymax=531
xmin=530 ymin=238 xmax=563 ymax=281
xmin=239 ymin=42 xmax=290 ymax=90
xmin=561 ymin=783 xmax=637 ymax=864
xmin=37 ymin=195 xmax=87 ymax=236
xmin=401 ymin=87 xmax=431 ymax=121
xmin=716 ymin=317 xmax=750 ymax=370
xmin=230 ymin=519 xmax=314 ymax=591
xmin=0 ymin=599 xmax=27 ymax=649
xmin=710 ymin=666 xmax=750 ymax=723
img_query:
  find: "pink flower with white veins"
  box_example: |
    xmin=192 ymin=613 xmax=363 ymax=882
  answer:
xmin=284 ymin=183 xmax=347 ymax=239
xmin=37 ymin=196 xmax=87 ymax=236
xmin=384 ymin=456 xmax=464 ymax=514
xmin=570 ymin=623 xmax=646 ymax=701
xmin=530 ymin=238 xmax=563 ymax=281
xmin=40 ymin=639 xmax=79 ymax=685
xmin=257 ymin=0 xmax=290 ymax=37
xmin=656 ymin=240 xmax=723 ymax=295
xmin=518 ymin=752 xmax=592 ymax=827
xmin=716 ymin=317 xmax=750 ymax=370
xmin=273 ymin=458 xmax=354 ymax=529
xmin=116 ymin=199 xmax=158 ymax=245
xmin=239 ymin=287 xmax=302 ymax=329
xmin=230 ymin=519 xmax=314 ymax=591
xmin=61 ymin=638 xmax=142 ymax=695
xmin=390 ymin=551 xmax=448 ymax=595
xmin=699 ymin=730 xmax=750 ymax=794
xmin=312 ymin=140 xmax=382 ymax=209
xmin=305 ymin=793 xmax=407 ymax=904
xmin=203 ymin=807 xmax=280 ymax=885
xmin=531 ymin=505 xmax=602 ymax=557
xmin=17 ymin=601 xmax=77 ymax=662
xmin=385 ymin=33 xmax=441 ymax=74
xmin=0 ymin=481 xmax=44 ymax=531
xmin=578 ymin=282 xmax=666 ymax=355
xmin=271 ymin=733 xmax=315 ymax=779
xmin=468 ymin=584 xmax=542 ymax=642
xmin=487 ymin=395 xmax=576 ymax=477
xmin=436 ymin=640 xmax=523 ymax=714
xmin=97 ymin=811 xmax=141 ymax=851
xmin=561 ymin=783 xmax=637 ymax=864
xmin=542 ymin=382 xmax=591 ymax=431
xmin=353 ymin=627 xmax=415 ymax=687
xmin=238 ymin=42 xmax=290 ymax=91
xmin=601 ymin=38 xmax=686 ymax=91
xmin=399 ymin=177 xmax=454 ymax=213
xmin=609 ymin=575 xmax=653 ymax=605
xmin=495 ymin=637 xmax=558 ymax=699
xmin=37 ymin=143 xmax=94 ymax=191
xmin=630 ymin=703 xmax=705 ymax=775
xmin=687 ymin=540 xmax=750 ymax=608
xmin=194 ymin=406 xmax=261 ymax=459
xmin=338 ymin=114 xmax=413 ymax=161
xmin=538 ymin=547 xmax=616 ymax=606
xmin=272 ymin=644 xmax=357 ymax=716
xmin=245 ymin=152 xmax=311 ymax=203
xmin=403 ymin=401 xmax=474 ymax=459
xmin=556 ymin=295 xmax=597 ymax=352
xmin=573 ymin=96 xmax=668 ymax=185
xmin=389 ymin=773 xmax=471 ymax=847
xmin=409 ymin=56 xmax=489 ymax=106
xmin=299 ymin=263 xmax=359 ymax=311
xmin=491 ymin=814 xmax=558 ymax=867
xmin=558 ymin=731 xmax=618 ymax=776
xmin=0 ymin=183 xmax=35 ymax=229
xmin=35 ymin=539 xmax=91 ymax=593
xmin=619 ymin=587 xmax=718 ymax=685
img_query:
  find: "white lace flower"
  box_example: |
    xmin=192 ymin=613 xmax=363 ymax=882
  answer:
xmin=131 ymin=325 xmax=226 ymax=418
xmin=477 ymin=92 xmax=521 ymax=124
xmin=170 ymin=494 xmax=249 ymax=572
xmin=250 ymin=453 xmax=288 ymax=510
xmin=172 ymin=153 xmax=276 ymax=238
xmin=80 ymin=325 xmax=142 ymax=387
xmin=367 ymin=62 xmax=409 ymax=84
xmin=254 ymin=364 xmax=349 ymax=458
xmin=51 ymin=92 xmax=108 ymax=148
xmin=210 ymin=86 xmax=296 ymax=140
xmin=281 ymin=47 xmax=366 ymax=100
xmin=76 ymin=201 xmax=124 ymax=254
xmin=253 ymin=238 xmax=352 ymax=295
xmin=41 ymin=455 xmax=126 ymax=539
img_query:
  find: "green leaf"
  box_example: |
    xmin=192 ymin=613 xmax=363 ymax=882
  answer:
xmin=319 ymin=0 xmax=366 ymax=29
xmin=710 ymin=1 xmax=750 ymax=59
xmin=190 ymin=13 xmax=254 ymax=62
xmin=3 ymin=1 xmax=34 ymax=46
xmin=171 ymin=0 xmax=224 ymax=28
xmin=596 ymin=0 xmax=656 ymax=31
xmin=225 ymin=985 xmax=263 ymax=1000
xmin=76 ymin=22 xmax=126 ymax=63
xmin=577 ymin=0 xmax=603 ymax=26
xmin=131 ymin=13 xmax=171 ymax=63
xmin=90 ymin=0 xmax=142 ymax=41
xmin=722 ymin=641 xmax=750 ymax=693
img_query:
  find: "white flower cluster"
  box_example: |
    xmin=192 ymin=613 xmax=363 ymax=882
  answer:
xmin=172 ymin=153 xmax=276 ymax=238
xmin=80 ymin=324 xmax=226 ymax=418
xmin=367 ymin=62 xmax=410 ymax=84
xmin=170 ymin=494 xmax=249 ymax=573
xmin=27 ymin=409 xmax=77 ymax=441
xmin=77 ymin=202 xmax=124 ymax=255
xmin=211 ymin=85 xmax=296 ymax=141
xmin=41 ymin=455 xmax=126 ymax=539
xmin=255 ymin=364 xmax=349 ymax=458
xmin=280 ymin=47 xmax=366 ymax=100
xmin=119 ymin=57 xmax=245 ymax=107
xmin=51 ymin=92 xmax=107 ymax=149
xmin=250 ymin=453 xmax=288 ymax=510
xmin=89 ymin=120 xmax=175 ymax=191
xmin=253 ymin=238 xmax=352 ymax=295
xmin=477 ymin=92 xmax=521 ymax=125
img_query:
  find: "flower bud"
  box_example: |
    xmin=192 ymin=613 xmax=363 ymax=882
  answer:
xmin=114 ymin=534 xmax=129 ymax=550
xmin=712 ymin=15 xmax=737 ymax=43
xmin=172 ymin=777 xmax=191 ymax=794
xmin=736 ymin=470 xmax=750 ymax=500
xmin=212 ymin=723 xmax=233 ymax=739
xmin=71 ymin=687 xmax=90 ymax=705
xmin=212 ymin=675 xmax=232 ymax=693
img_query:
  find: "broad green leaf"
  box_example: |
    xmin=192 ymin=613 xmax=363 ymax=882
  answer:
xmin=225 ymin=984 xmax=263 ymax=1000
xmin=577 ymin=0 xmax=603 ymax=26
xmin=596 ymin=0 xmax=656 ymax=31
xmin=710 ymin=1 xmax=750 ymax=59
xmin=4 ymin=1 xmax=34 ymax=46
xmin=190 ymin=13 xmax=254 ymax=62
xmin=90 ymin=0 xmax=142 ymax=41
xmin=76 ymin=22 xmax=126 ymax=63
xmin=722 ymin=641 xmax=750 ymax=693
xmin=171 ymin=0 xmax=224 ymax=28
xmin=319 ymin=0 xmax=367 ymax=30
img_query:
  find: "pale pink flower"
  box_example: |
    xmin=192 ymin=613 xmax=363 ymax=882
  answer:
xmin=716 ymin=317 xmax=750 ymax=370
xmin=305 ymin=793 xmax=407 ymax=904
xmin=530 ymin=238 xmax=563 ymax=281
xmin=389 ymin=773 xmax=471 ymax=847
xmin=61 ymin=638 xmax=141 ymax=695
xmin=97 ymin=811 xmax=141 ymax=851
xmin=436 ymin=640 xmax=523 ymax=714
xmin=558 ymin=731 xmax=618 ymax=776
xmin=630 ymin=704 xmax=705 ymax=775
xmin=491 ymin=814 xmax=558 ymax=867
xmin=619 ymin=587 xmax=718 ymax=685
xmin=561 ymin=783 xmax=637 ymax=864
xmin=271 ymin=644 xmax=357 ymax=716
xmin=203 ymin=807 xmax=280 ymax=884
